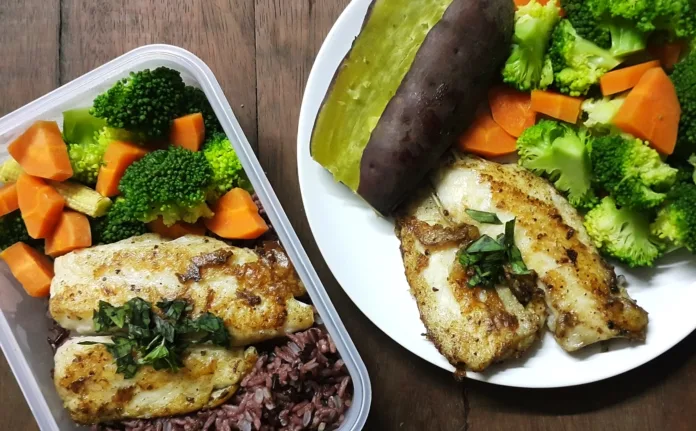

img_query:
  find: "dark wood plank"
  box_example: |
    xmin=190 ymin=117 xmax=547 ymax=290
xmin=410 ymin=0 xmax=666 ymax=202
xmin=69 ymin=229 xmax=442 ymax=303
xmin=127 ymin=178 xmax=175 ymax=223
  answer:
xmin=60 ymin=0 xmax=259 ymax=150
xmin=253 ymin=2 xmax=470 ymax=430
xmin=0 ymin=1 xmax=60 ymax=429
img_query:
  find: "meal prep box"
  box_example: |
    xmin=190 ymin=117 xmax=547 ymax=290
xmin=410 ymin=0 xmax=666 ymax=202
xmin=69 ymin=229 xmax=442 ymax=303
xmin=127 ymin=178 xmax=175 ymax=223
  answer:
xmin=0 ymin=44 xmax=371 ymax=431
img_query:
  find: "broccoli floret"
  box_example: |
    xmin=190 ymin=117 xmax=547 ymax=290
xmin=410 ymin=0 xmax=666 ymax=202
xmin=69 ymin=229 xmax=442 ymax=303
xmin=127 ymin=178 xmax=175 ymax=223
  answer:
xmin=91 ymin=67 xmax=187 ymax=139
xmin=502 ymin=0 xmax=561 ymax=91
xmin=601 ymin=0 xmax=696 ymax=41
xmin=517 ymin=119 xmax=597 ymax=209
xmin=561 ymin=0 xmax=648 ymax=57
xmin=671 ymin=50 xmax=696 ymax=159
xmin=651 ymin=183 xmax=696 ymax=252
xmin=202 ymin=132 xmax=251 ymax=200
xmin=183 ymin=87 xmax=223 ymax=138
xmin=581 ymin=96 xmax=626 ymax=132
xmin=547 ymin=20 xmax=622 ymax=96
xmin=584 ymin=196 xmax=664 ymax=267
xmin=90 ymin=198 xmax=148 ymax=245
xmin=591 ymin=135 xmax=678 ymax=210
xmin=118 ymin=147 xmax=214 ymax=226
xmin=0 ymin=212 xmax=41 ymax=252
xmin=63 ymin=108 xmax=107 ymax=185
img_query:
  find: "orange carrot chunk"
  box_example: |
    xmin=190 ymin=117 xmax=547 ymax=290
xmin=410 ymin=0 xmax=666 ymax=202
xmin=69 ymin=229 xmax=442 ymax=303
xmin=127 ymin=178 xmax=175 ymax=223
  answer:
xmin=148 ymin=217 xmax=207 ymax=239
xmin=458 ymin=113 xmax=518 ymax=158
xmin=613 ymin=68 xmax=681 ymax=156
xmin=599 ymin=60 xmax=661 ymax=96
xmin=16 ymin=173 xmax=65 ymax=239
xmin=488 ymin=86 xmax=537 ymax=138
xmin=531 ymin=90 xmax=583 ymax=124
xmin=96 ymin=141 xmax=149 ymax=197
xmin=45 ymin=211 xmax=92 ymax=258
xmin=8 ymin=121 xmax=73 ymax=181
xmin=0 ymin=242 xmax=54 ymax=298
xmin=170 ymin=113 xmax=205 ymax=152
xmin=0 ymin=184 xmax=19 ymax=217
xmin=204 ymin=188 xmax=269 ymax=240
xmin=648 ymin=41 xmax=686 ymax=70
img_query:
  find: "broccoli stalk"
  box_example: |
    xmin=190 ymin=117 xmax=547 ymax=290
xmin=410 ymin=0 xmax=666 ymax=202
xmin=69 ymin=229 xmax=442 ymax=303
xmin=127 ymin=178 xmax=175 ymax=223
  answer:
xmin=591 ymin=135 xmax=678 ymax=210
xmin=517 ymin=119 xmax=597 ymax=209
xmin=502 ymin=0 xmax=561 ymax=91
xmin=63 ymin=108 xmax=107 ymax=185
xmin=584 ymin=196 xmax=664 ymax=267
xmin=547 ymin=20 xmax=622 ymax=96
xmin=580 ymin=96 xmax=626 ymax=132
xmin=118 ymin=147 xmax=214 ymax=226
xmin=651 ymin=183 xmax=696 ymax=253
xmin=670 ymin=50 xmax=696 ymax=160
xmin=202 ymin=132 xmax=252 ymax=200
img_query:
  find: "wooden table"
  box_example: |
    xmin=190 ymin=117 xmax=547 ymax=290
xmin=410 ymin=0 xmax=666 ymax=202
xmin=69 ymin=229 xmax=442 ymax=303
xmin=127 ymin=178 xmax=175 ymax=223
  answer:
xmin=1 ymin=1 xmax=695 ymax=430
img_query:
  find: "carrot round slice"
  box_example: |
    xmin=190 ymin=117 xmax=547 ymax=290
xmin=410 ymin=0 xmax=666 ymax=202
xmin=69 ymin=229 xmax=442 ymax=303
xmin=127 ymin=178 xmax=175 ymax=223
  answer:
xmin=0 ymin=183 xmax=19 ymax=217
xmin=458 ymin=113 xmax=518 ymax=158
xmin=16 ymin=173 xmax=65 ymax=239
xmin=8 ymin=121 xmax=73 ymax=181
xmin=0 ymin=242 xmax=54 ymax=298
xmin=45 ymin=211 xmax=92 ymax=257
xmin=488 ymin=86 xmax=536 ymax=138
xmin=599 ymin=60 xmax=660 ymax=96
xmin=613 ymin=68 xmax=681 ymax=155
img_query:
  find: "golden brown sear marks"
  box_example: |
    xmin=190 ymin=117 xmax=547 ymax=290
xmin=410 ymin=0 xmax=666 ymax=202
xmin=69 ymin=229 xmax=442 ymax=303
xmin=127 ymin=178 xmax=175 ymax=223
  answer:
xmin=397 ymin=193 xmax=547 ymax=373
xmin=54 ymin=337 xmax=257 ymax=424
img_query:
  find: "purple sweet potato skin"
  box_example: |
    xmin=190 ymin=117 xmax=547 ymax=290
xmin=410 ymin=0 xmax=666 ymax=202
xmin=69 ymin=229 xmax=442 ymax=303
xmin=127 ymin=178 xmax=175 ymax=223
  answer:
xmin=357 ymin=0 xmax=514 ymax=215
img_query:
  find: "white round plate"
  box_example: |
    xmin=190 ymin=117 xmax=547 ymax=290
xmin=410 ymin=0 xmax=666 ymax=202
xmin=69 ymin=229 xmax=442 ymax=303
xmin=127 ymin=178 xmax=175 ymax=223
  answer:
xmin=297 ymin=0 xmax=696 ymax=388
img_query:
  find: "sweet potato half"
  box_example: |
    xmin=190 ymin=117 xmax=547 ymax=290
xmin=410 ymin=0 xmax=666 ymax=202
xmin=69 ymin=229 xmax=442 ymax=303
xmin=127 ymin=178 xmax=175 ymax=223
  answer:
xmin=310 ymin=0 xmax=514 ymax=215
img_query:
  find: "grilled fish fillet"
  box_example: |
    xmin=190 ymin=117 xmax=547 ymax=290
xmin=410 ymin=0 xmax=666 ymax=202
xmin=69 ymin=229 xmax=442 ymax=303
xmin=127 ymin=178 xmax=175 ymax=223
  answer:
xmin=428 ymin=154 xmax=648 ymax=351
xmin=397 ymin=188 xmax=548 ymax=373
xmin=54 ymin=336 xmax=257 ymax=424
xmin=49 ymin=234 xmax=314 ymax=346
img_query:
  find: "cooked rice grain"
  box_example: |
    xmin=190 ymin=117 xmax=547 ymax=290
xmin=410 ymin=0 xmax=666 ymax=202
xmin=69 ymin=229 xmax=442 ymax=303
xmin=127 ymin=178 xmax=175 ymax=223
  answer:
xmin=95 ymin=327 xmax=352 ymax=431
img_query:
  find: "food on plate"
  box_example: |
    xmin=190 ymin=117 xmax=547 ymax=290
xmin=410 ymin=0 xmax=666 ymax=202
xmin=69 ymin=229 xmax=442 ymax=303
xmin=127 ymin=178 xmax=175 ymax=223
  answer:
xmin=488 ymin=86 xmax=537 ymax=138
xmin=530 ymin=89 xmax=583 ymax=123
xmin=501 ymin=0 xmax=560 ymax=91
xmin=49 ymin=234 xmax=314 ymax=345
xmin=612 ymin=67 xmax=681 ymax=155
xmin=0 ymin=242 xmax=54 ymax=298
xmin=396 ymin=188 xmax=547 ymax=373
xmin=517 ymin=119 xmax=596 ymax=209
xmin=8 ymin=120 xmax=74 ymax=181
xmin=400 ymin=154 xmax=648 ymax=361
xmin=54 ymin=337 xmax=257 ymax=424
xmin=0 ymin=65 xmax=353 ymax=430
xmin=311 ymin=0 xmax=515 ymax=215
xmin=458 ymin=112 xmax=518 ymax=158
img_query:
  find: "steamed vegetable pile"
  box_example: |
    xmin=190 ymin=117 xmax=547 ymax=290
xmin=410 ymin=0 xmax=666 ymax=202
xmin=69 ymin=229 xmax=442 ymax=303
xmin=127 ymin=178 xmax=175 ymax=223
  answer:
xmin=459 ymin=0 xmax=696 ymax=268
xmin=0 ymin=67 xmax=268 ymax=298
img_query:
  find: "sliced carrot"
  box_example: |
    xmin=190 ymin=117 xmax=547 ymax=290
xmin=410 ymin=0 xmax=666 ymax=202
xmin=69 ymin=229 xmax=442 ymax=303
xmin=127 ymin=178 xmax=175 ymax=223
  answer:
xmin=488 ymin=86 xmax=537 ymax=137
xmin=458 ymin=113 xmax=518 ymax=158
xmin=648 ymin=41 xmax=686 ymax=70
xmin=0 ymin=242 xmax=54 ymax=298
xmin=148 ymin=217 xmax=207 ymax=239
xmin=45 ymin=211 xmax=92 ymax=258
xmin=613 ymin=68 xmax=681 ymax=155
xmin=531 ymin=90 xmax=583 ymax=124
xmin=599 ymin=60 xmax=661 ymax=96
xmin=8 ymin=121 xmax=73 ymax=181
xmin=0 ymin=184 xmax=19 ymax=217
xmin=96 ymin=141 xmax=149 ymax=197
xmin=170 ymin=113 xmax=205 ymax=152
xmin=16 ymin=173 xmax=65 ymax=239
xmin=204 ymin=188 xmax=269 ymax=240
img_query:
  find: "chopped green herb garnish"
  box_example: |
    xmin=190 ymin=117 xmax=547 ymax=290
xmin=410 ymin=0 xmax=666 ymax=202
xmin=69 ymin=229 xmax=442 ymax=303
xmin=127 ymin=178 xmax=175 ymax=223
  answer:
xmin=79 ymin=297 xmax=229 ymax=378
xmin=458 ymin=218 xmax=531 ymax=288
xmin=465 ymin=209 xmax=503 ymax=225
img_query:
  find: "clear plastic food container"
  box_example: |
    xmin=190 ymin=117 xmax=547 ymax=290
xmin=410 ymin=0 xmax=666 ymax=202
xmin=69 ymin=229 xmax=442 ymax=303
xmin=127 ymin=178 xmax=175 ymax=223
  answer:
xmin=0 ymin=44 xmax=371 ymax=431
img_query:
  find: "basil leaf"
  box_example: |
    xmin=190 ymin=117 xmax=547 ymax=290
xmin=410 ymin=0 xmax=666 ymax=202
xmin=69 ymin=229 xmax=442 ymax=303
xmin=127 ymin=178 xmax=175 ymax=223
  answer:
xmin=508 ymin=245 xmax=530 ymax=275
xmin=466 ymin=235 xmax=505 ymax=253
xmin=157 ymin=300 xmax=188 ymax=322
xmin=140 ymin=343 xmax=170 ymax=364
xmin=465 ymin=209 xmax=502 ymax=225
xmin=504 ymin=219 xmax=516 ymax=249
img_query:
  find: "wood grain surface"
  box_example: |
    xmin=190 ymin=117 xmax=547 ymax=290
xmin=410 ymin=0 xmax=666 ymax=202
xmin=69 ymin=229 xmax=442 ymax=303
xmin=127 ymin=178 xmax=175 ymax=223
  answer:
xmin=1 ymin=1 xmax=695 ymax=430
